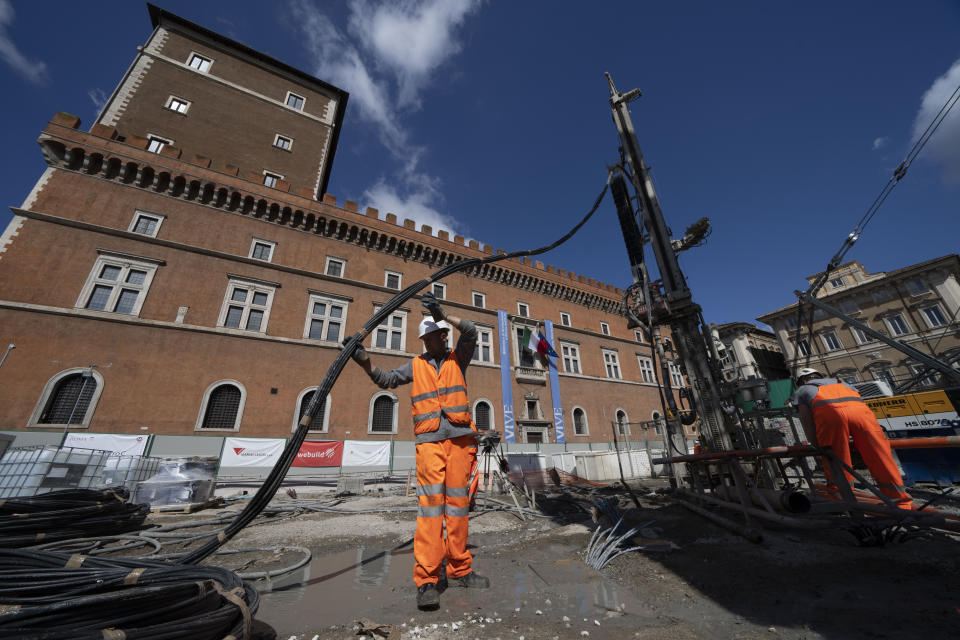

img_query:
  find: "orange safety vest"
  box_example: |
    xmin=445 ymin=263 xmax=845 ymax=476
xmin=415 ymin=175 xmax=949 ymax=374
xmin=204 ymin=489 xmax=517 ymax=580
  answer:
xmin=410 ymin=351 xmax=474 ymax=435
xmin=809 ymin=381 xmax=869 ymax=422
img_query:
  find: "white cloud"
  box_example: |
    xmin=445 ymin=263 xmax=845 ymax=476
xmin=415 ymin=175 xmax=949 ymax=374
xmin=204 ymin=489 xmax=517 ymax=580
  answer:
xmin=871 ymin=136 xmax=888 ymax=150
xmin=349 ymin=0 xmax=481 ymax=108
xmin=0 ymin=0 xmax=48 ymax=84
xmin=88 ymin=88 xmax=108 ymax=111
xmin=912 ymin=58 xmax=960 ymax=184
xmin=289 ymin=0 xmax=479 ymax=237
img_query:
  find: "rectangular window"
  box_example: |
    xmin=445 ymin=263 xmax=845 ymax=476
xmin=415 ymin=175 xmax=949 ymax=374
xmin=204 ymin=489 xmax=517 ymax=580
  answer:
xmin=146 ymin=135 xmax=171 ymax=154
xmin=78 ymin=252 xmax=159 ymax=317
xmin=128 ymin=210 xmax=164 ymax=237
xmin=517 ymin=302 xmax=529 ymax=317
xmin=305 ymin=295 xmax=347 ymax=342
xmin=373 ymin=306 xmax=406 ymax=351
xmin=872 ymin=289 xmax=892 ymax=304
xmin=263 ymin=172 xmax=283 ymax=188
xmin=188 ymin=53 xmax=212 ymax=72
xmin=432 ymin=283 xmax=446 ymax=299
xmin=472 ymin=291 xmax=485 ymax=308
xmin=384 ymin=270 xmax=402 ymax=290
xmin=637 ymin=356 xmax=655 ymax=383
xmin=786 ymin=316 xmax=798 ymax=330
xmin=669 ymin=362 xmax=684 ymax=387
xmin=886 ymin=314 xmax=909 ymax=336
xmin=602 ymin=349 xmax=621 ymax=379
xmin=851 ymin=325 xmax=875 ymax=345
xmin=634 ymin=330 xmax=645 ymax=343
xmin=218 ymin=280 xmax=275 ymax=332
xmin=473 ymin=328 xmax=493 ymax=363
xmin=829 ymin=277 xmax=845 ymax=289
xmin=285 ymin=91 xmax=305 ymax=110
xmin=905 ymin=278 xmax=929 ymax=296
xmin=561 ymin=343 xmax=581 ymax=374
xmin=822 ymin=331 xmax=842 ymax=351
xmin=560 ymin=312 xmax=571 ymax=327
xmin=838 ymin=299 xmax=859 ymax=314
xmin=600 ymin=322 xmax=610 ymax=336
xmin=249 ymin=239 xmax=275 ymax=262
xmin=325 ymin=257 xmax=345 ymax=278
xmin=273 ymin=134 xmax=292 ymax=151
xmin=796 ymin=338 xmax=811 ymax=357
xmin=922 ymin=305 xmax=948 ymax=328
xmin=515 ymin=327 xmax=536 ymax=367
xmin=165 ymin=96 xmax=190 ymax=114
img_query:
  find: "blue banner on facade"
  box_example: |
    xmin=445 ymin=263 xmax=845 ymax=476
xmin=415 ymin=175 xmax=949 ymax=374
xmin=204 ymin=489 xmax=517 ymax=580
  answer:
xmin=497 ymin=310 xmax=515 ymax=443
xmin=544 ymin=320 xmax=566 ymax=443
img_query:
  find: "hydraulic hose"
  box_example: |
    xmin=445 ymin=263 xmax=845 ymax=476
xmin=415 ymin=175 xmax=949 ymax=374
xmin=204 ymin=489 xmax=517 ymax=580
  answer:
xmin=178 ymin=179 xmax=610 ymax=565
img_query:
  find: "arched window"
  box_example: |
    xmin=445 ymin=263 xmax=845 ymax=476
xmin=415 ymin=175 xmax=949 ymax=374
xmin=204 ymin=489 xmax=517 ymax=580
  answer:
xmin=369 ymin=392 xmax=397 ymax=434
xmin=29 ymin=368 xmax=104 ymax=428
xmin=294 ymin=388 xmax=331 ymax=432
xmin=196 ymin=380 xmax=245 ymax=430
xmin=616 ymin=409 xmax=628 ymax=435
xmin=473 ymin=400 xmax=492 ymax=431
xmin=572 ymin=407 xmax=588 ymax=436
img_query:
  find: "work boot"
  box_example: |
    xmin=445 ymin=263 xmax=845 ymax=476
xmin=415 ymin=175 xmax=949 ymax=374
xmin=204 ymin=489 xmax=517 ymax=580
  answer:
xmin=448 ymin=571 xmax=490 ymax=588
xmin=416 ymin=583 xmax=440 ymax=610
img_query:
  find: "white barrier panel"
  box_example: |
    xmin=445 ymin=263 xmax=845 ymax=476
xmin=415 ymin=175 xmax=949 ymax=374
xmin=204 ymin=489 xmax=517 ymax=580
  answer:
xmin=64 ymin=433 xmax=149 ymax=456
xmin=342 ymin=440 xmax=390 ymax=467
xmin=221 ymin=437 xmax=285 ymax=468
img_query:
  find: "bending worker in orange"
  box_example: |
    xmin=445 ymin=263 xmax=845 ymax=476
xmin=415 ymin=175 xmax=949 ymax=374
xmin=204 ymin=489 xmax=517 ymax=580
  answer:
xmin=346 ymin=292 xmax=489 ymax=610
xmin=793 ymin=367 xmax=912 ymax=509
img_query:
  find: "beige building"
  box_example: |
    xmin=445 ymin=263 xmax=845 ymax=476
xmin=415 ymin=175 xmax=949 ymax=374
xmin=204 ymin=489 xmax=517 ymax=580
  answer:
xmin=757 ymin=255 xmax=960 ymax=392
xmin=713 ymin=322 xmax=788 ymax=383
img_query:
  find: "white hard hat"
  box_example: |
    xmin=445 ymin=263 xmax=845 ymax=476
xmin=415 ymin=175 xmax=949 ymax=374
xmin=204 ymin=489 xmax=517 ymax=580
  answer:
xmin=418 ymin=318 xmax=451 ymax=338
xmin=796 ymin=367 xmax=823 ymax=381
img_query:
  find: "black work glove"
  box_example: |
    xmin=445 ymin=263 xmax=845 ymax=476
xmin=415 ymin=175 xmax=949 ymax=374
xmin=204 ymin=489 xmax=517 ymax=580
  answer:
xmin=342 ymin=337 xmax=369 ymax=364
xmin=422 ymin=292 xmax=445 ymax=321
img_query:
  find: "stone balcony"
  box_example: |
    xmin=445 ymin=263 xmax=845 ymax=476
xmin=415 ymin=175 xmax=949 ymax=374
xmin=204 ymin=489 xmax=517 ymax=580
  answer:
xmin=515 ymin=366 xmax=546 ymax=385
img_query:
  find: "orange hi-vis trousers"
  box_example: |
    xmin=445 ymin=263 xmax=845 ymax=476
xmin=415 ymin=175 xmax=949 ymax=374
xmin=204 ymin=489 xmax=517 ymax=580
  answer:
xmin=414 ymin=434 xmax=478 ymax=587
xmin=814 ymin=399 xmax=913 ymax=510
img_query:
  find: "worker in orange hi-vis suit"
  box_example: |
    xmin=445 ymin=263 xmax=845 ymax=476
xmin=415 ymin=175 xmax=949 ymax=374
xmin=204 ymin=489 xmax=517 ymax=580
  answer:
xmin=346 ymin=292 xmax=489 ymax=611
xmin=793 ymin=367 xmax=913 ymax=509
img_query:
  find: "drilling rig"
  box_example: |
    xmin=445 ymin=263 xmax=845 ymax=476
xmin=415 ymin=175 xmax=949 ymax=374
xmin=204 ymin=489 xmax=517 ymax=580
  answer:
xmin=605 ymin=73 xmax=739 ymax=466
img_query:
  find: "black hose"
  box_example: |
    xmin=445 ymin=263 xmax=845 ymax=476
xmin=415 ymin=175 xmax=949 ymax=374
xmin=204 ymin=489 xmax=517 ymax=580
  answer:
xmin=179 ymin=179 xmax=610 ymax=565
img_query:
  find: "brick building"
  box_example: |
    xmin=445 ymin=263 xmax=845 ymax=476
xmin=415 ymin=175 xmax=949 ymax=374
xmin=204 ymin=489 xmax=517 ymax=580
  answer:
xmin=0 ymin=6 xmax=686 ymax=451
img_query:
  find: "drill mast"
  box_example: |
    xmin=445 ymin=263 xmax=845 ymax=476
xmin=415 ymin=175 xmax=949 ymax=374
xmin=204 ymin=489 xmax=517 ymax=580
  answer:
xmin=606 ymin=73 xmax=736 ymax=453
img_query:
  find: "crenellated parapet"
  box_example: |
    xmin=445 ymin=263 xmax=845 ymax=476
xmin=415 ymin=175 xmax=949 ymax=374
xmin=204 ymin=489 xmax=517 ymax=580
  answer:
xmin=39 ymin=112 xmax=623 ymax=314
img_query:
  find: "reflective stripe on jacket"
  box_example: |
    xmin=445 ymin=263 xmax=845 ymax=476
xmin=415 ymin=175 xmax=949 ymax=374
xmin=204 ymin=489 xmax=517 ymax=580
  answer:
xmin=410 ymin=351 xmax=474 ymax=435
xmin=810 ymin=381 xmax=866 ymax=422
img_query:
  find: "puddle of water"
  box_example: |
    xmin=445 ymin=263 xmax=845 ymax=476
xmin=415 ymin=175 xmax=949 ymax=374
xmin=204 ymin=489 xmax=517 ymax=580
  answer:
xmin=255 ymin=543 xmax=415 ymax=633
xmin=256 ymin=541 xmax=641 ymax=633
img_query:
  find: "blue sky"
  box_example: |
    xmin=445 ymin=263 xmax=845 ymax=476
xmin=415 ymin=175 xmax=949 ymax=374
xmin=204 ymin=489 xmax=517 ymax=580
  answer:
xmin=2 ymin=1 xmax=959 ymax=328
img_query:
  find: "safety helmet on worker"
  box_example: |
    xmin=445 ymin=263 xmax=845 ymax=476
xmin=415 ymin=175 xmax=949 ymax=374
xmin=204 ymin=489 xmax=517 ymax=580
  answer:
xmin=795 ymin=367 xmax=823 ymax=384
xmin=418 ymin=318 xmax=451 ymax=338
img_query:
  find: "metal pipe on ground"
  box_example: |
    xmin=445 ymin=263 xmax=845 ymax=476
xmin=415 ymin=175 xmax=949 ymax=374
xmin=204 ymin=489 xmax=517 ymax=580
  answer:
xmin=676 ymin=488 xmax=835 ymax=530
xmin=717 ymin=485 xmax=812 ymax=514
xmin=675 ymin=497 xmax=764 ymax=543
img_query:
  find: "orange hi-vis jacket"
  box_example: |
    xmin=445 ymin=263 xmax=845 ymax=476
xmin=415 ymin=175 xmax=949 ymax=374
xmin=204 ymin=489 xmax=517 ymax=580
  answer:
xmin=410 ymin=351 xmax=474 ymax=435
xmin=809 ymin=381 xmax=869 ymax=422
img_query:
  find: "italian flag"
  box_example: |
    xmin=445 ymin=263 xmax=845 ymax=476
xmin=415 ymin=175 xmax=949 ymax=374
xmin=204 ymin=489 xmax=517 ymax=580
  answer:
xmin=520 ymin=327 xmax=558 ymax=357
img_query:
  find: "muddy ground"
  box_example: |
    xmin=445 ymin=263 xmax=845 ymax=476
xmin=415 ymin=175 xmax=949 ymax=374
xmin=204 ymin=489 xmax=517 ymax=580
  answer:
xmin=148 ymin=481 xmax=960 ymax=640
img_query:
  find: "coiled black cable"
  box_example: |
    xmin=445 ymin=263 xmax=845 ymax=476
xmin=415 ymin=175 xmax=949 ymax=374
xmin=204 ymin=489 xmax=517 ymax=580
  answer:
xmin=0 ymin=488 xmax=150 ymax=548
xmin=0 ymin=548 xmax=259 ymax=639
xmin=178 ymin=179 xmax=610 ymax=565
